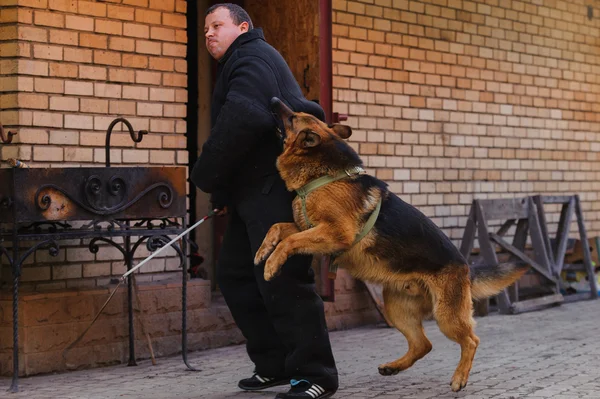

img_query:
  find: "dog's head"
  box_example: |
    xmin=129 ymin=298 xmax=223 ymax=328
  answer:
xmin=270 ymin=97 xmax=352 ymax=149
xmin=270 ymin=97 xmax=360 ymax=189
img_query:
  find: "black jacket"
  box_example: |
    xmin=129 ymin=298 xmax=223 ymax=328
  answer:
xmin=191 ymin=29 xmax=325 ymax=208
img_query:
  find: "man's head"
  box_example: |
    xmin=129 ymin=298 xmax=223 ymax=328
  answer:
xmin=205 ymin=4 xmax=253 ymax=61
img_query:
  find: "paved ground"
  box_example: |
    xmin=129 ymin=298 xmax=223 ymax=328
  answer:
xmin=2 ymin=299 xmax=599 ymax=398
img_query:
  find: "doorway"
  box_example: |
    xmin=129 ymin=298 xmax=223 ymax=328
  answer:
xmin=187 ymin=0 xmax=333 ymax=292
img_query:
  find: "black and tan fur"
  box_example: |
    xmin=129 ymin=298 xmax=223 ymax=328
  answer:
xmin=255 ymin=98 xmax=529 ymax=392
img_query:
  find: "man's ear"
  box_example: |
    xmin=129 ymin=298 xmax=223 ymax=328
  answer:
xmin=299 ymin=131 xmax=321 ymax=148
xmin=328 ymin=123 xmax=352 ymax=139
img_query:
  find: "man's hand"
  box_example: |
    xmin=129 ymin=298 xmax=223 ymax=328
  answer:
xmin=214 ymin=207 xmax=228 ymax=216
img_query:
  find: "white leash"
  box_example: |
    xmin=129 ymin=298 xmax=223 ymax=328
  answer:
xmin=62 ymin=209 xmax=218 ymax=360
xmin=122 ymin=210 xmax=216 ymax=279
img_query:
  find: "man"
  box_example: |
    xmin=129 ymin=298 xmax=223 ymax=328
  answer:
xmin=191 ymin=4 xmax=338 ymax=399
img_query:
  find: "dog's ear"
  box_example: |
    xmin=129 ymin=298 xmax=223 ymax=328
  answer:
xmin=299 ymin=131 xmax=321 ymax=148
xmin=329 ymin=123 xmax=352 ymax=139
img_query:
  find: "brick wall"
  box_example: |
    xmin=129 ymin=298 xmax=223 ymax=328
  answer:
xmin=332 ymin=0 xmax=600 ymax=242
xmin=0 ymin=0 xmax=188 ymax=289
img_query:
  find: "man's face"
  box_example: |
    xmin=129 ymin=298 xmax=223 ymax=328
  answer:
xmin=204 ymin=7 xmax=249 ymax=61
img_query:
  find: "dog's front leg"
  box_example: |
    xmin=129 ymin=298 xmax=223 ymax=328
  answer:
xmin=263 ymin=225 xmax=353 ymax=281
xmin=254 ymin=222 xmax=300 ymax=265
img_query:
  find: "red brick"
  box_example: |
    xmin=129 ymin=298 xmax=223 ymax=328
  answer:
xmin=49 ymin=30 xmax=78 ymax=46
xmin=65 ymin=15 xmax=95 ymax=32
xmin=34 ymin=77 xmax=64 ymax=93
xmin=149 ymin=0 xmax=174 ymax=11
xmin=107 ymin=4 xmax=135 ymax=21
xmin=136 ymin=40 xmax=161 ymax=55
xmin=108 ymin=68 xmax=135 ymax=83
xmin=64 ymin=48 xmax=93 ymax=63
xmin=96 ymin=20 xmax=122 ymax=35
xmin=49 ymin=0 xmax=77 ymax=13
xmin=19 ymin=60 xmax=49 ymax=76
xmin=163 ymin=73 xmax=186 ymax=87
xmin=49 ymin=96 xmax=78 ymax=111
xmin=122 ymin=85 xmax=148 ymax=100
xmin=150 ymin=26 xmax=175 ymax=42
xmin=149 ymin=88 xmax=174 ymax=102
xmin=80 ymin=98 xmax=109 ymax=114
xmin=123 ymin=0 xmax=148 ymax=6
xmin=162 ymin=13 xmax=186 ymax=28
xmin=64 ymin=81 xmax=94 ymax=96
xmin=109 ymin=100 xmax=136 ymax=115
xmin=34 ymin=11 xmax=64 ymax=28
xmin=18 ymin=26 xmax=48 ymax=42
xmin=79 ymin=65 xmax=107 ymax=80
xmin=135 ymin=9 xmax=161 ymax=24
xmin=94 ymin=50 xmax=121 ymax=66
xmin=175 ymin=0 xmax=185 ymax=13
xmin=162 ymin=43 xmax=185 ymax=57
xmin=149 ymin=57 xmax=174 ymax=71
xmin=80 ymin=33 xmax=108 ymax=49
xmin=94 ymin=83 xmax=121 ymax=98
xmin=32 ymin=112 xmax=63 ymax=128
xmin=33 ymin=44 xmax=63 ymax=61
xmin=49 ymin=63 xmax=78 ymax=78
xmin=174 ymin=29 xmax=186 ymax=43
xmin=122 ymin=54 xmax=148 ymax=68
xmin=135 ymin=70 xmax=161 ymax=85
xmin=109 ymin=37 xmax=135 ymax=52
xmin=16 ymin=93 xmax=48 ymax=110
xmin=123 ymin=23 xmax=149 ymax=39
xmin=78 ymin=1 xmax=107 ymax=17
xmin=174 ymin=59 xmax=186 ymax=73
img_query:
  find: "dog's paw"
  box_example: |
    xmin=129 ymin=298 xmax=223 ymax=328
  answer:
xmin=450 ymin=374 xmax=468 ymax=392
xmin=263 ymin=261 xmax=280 ymax=281
xmin=377 ymin=365 xmax=400 ymax=376
xmin=263 ymin=251 xmax=287 ymax=281
xmin=254 ymin=243 xmax=275 ymax=265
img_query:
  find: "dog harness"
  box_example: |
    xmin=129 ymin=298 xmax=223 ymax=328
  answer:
xmin=295 ymin=166 xmax=383 ymax=278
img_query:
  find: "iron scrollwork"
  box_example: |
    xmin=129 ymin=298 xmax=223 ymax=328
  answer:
xmin=35 ymin=180 xmax=174 ymax=216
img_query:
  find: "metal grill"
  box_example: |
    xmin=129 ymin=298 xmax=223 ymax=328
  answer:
xmin=0 ymin=118 xmax=198 ymax=392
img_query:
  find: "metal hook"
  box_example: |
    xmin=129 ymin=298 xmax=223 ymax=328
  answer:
xmin=0 ymin=123 xmax=17 ymax=144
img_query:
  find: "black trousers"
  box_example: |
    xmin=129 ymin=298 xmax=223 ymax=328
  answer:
xmin=216 ymin=174 xmax=338 ymax=390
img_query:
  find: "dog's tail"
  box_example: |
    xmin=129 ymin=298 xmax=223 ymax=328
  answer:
xmin=470 ymin=262 xmax=530 ymax=300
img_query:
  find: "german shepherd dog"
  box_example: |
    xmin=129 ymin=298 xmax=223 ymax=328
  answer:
xmin=254 ymin=98 xmax=529 ymax=392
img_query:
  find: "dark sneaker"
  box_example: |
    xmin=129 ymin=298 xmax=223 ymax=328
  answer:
xmin=275 ymin=379 xmax=336 ymax=398
xmin=238 ymin=373 xmax=288 ymax=391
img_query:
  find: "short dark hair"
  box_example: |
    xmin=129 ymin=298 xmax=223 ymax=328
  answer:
xmin=206 ymin=3 xmax=254 ymax=30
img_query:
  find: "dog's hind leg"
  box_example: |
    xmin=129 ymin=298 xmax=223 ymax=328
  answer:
xmin=378 ymin=284 xmax=433 ymax=376
xmin=431 ymin=266 xmax=480 ymax=392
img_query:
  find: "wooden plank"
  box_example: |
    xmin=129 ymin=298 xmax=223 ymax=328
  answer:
xmin=510 ymin=294 xmax=564 ymax=314
xmin=574 ymin=195 xmax=599 ymax=299
xmin=553 ymin=198 xmax=574 ymax=275
xmin=528 ymin=198 xmax=555 ymax=282
xmin=533 ymin=195 xmax=555 ymax=267
xmin=474 ymin=202 xmax=512 ymax=313
xmin=539 ymin=196 xmax=572 ymax=204
xmin=490 ymin=233 xmax=557 ymax=284
xmin=475 ymin=201 xmax=499 ymax=266
xmin=562 ymin=292 xmax=594 ymax=303
xmin=496 ymin=219 xmax=515 ymax=237
xmin=477 ymin=197 xmax=529 ymax=220
xmin=509 ymin=219 xmax=528 ymax=303
xmin=459 ymin=204 xmax=477 ymax=259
